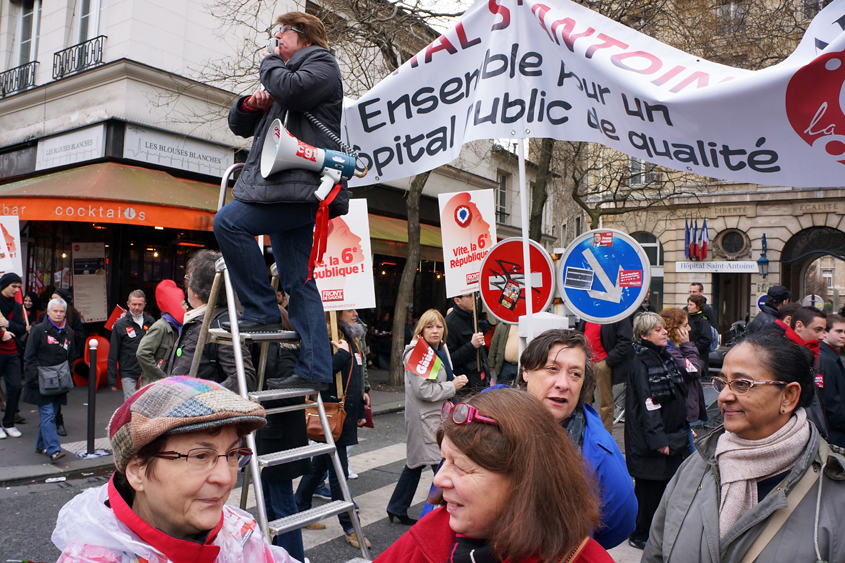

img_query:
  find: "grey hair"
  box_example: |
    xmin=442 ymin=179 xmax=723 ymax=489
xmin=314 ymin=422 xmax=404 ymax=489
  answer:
xmin=47 ymin=297 xmax=67 ymax=312
xmin=633 ymin=311 xmax=665 ymax=339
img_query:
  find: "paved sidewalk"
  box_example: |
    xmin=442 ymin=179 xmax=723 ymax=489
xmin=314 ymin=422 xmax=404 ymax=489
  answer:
xmin=0 ymin=368 xmax=405 ymax=485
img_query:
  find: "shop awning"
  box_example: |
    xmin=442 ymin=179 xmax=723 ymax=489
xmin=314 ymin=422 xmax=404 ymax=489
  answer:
xmin=0 ymin=163 xmax=220 ymax=231
xmin=368 ymin=214 xmax=442 ymax=248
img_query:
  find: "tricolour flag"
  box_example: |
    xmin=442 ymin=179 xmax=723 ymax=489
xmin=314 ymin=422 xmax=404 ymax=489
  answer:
xmin=690 ymin=220 xmax=698 ymax=260
xmin=404 ymin=337 xmax=442 ymax=380
xmin=684 ymin=217 xmax=690 ymax=260
xmin=700 ymin=218 xmax=709 ymax=260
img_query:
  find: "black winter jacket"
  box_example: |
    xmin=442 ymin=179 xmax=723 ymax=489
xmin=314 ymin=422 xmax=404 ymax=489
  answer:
xmin=445 ymin=306 xmax=490 ymax=394
xmin=624 ymin=340 xmax=690 ymax=481
xmin=687 ymin=310 xmax=713 ymax=361
xmin=67 ymin=310 xmax=86 ymax=362
xmin=259 ymin=344 xmax=310 ymax=481
xmin=322 ymin=330 xmax=365 ymax=447
xmin=0 ymin=295 xmax=27 ymax=354
xmin=746 ymin=303 xmax=779 ymax=335
xmin=167 ymin=306 xmax=257 ymax=393
xmin=108 ymin=313 xmax=154 ymax=382
xmin=23 ymin=319 xmax=75 ymax=406
xmin=819 ymin=341 xmax=845 ymax=448
xmin=228 ymin=46 xmax=348 ymax=217
xmin=576 ymin=319 xmax=634 ymax=385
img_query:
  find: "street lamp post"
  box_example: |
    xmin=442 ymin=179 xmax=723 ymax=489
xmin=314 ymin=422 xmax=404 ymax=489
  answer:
xmin=757 ymin=233 xmax=769 ymax=278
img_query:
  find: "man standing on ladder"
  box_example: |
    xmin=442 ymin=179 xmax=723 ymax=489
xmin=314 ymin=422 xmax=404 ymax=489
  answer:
xmin=214 ymin=12 xmax=347 ymax=391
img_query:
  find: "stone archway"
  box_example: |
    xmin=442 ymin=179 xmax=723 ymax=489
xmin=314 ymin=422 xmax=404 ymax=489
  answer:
xmin=781 ymin=227 xmax=845 ymax=300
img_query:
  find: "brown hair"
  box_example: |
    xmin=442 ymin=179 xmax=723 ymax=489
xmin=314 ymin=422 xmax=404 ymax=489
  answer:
xmin=128 ymin=289 xmax=146 ymax=302
xmin=827 ymin=314 xmax=845 ymax=331
xmin=688 ymin=294 xmax=706 ymax=310
xmin=325 ymin=311 xmax=359 ymax=349
xmin=413 ymin=309 xmax=448 ymax=343
xmin=517 ymin=329 xmax=595 ymax=409
xmin=277 ymin=12 xmax=329 ymax=50
xmin=185 ymin=249 xmax=223 ymax=305
xmin=660 ymin=307 xmax=689 ymax=346
xmin=433 ymin=389 xmax=600 ymax=561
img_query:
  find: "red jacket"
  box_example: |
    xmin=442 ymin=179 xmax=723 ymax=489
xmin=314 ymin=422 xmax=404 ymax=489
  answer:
xmin=374 ymin=507 xmax=613 ymax=563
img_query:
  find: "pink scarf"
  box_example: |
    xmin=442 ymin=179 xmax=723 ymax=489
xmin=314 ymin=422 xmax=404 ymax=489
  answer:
xmin=715 ymin=408 xmax=810 ymax=538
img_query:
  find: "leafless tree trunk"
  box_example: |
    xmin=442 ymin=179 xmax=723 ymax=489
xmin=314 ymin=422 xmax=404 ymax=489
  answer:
xmin=387 ymin=171 xmax=431 ymax=385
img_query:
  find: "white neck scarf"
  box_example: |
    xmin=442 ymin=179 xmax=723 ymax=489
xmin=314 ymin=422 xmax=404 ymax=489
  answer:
xmin=715 ymin=407 xmax=810 ymax=538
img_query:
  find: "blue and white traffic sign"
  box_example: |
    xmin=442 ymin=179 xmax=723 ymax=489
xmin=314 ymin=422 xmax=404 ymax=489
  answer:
xmin=757 ymin=294 xmax=768 ymax=312
xmin=558 ymin=229 xmax=651 ymax=324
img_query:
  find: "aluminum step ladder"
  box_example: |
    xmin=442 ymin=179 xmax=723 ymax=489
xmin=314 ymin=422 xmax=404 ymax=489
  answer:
xmin=186 ymin=164 xmax=371 ymax=559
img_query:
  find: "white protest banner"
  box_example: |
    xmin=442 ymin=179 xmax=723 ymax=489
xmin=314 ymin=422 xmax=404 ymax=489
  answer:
xmin=0 ymin=216 xmax=21 ymax=276
xmin=315 ymin=199 xmax=376 ymax=311
xmin=438 ymin=190 xmax=497 ymax=298
xmin=343 ymin=0 xmax=845 ymax=188
xmin=72 ymin=243 xmax=108 ymax=322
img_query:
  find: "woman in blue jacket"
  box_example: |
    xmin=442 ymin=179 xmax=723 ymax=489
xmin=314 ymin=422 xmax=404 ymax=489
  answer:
xmin=420 ymin=329 xmax=637 ymax=549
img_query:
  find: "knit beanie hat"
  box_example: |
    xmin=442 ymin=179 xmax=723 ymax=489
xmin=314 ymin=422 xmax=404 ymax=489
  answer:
xmin=108 ymin=376 xmax=266 ymax=472
xmin=55 ymin=288 xmax=73 ymax=306
xmin=0 ymin=272 xmax=21 ymax=291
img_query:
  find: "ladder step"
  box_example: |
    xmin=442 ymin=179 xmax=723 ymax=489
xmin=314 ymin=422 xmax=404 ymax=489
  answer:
xmin=269 ymin=500 xmax=355 ymax=536
xmin=249 ymin=388 xmax=317 ymax=402
xmin=208 ymin=327 xmax=300 ymax=343
xmin=344 ymin=559 xmax=372 ymax=562
xmin=258 ymin=443 xmax=337 ymax=467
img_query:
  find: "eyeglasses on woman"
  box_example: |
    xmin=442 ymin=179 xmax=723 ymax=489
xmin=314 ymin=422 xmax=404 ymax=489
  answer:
xmin=711 ymin=377 xmax=787 ymax=395
xmin=153 ymin=446 xmax=253 ymax=471
xmin=441 ymin=402 xmax=498 ymax=426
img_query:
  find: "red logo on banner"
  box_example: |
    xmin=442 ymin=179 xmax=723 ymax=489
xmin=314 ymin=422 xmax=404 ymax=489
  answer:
xmin=619 ymin=270 xmax=643 ymax=287
xmin=786 ymin=49 xmax=845 ymax=164
xmin=321 ymin=289 xmax=344 ymax=301
xmin=404 ymin=338 xmax=442 ymax=380
xmin=454 ymin=205 xmax=472 ymax=228
xmin=296 ymin=141 xmax=318 ymax=162
xmin=466 ymin=272 xmax=479 ymax=284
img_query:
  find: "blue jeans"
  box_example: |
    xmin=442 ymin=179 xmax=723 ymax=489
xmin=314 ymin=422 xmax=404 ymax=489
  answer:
xmin=213 ymin=200 xmax=331 ymax=383
xmin=37 ymin=398 xmax=63 ymax=456
xmin=0 ymin=354 xmax=21 ymax=429
xmin=295 ymin=447 xmax=353 ymax=534
xmin=262 ymin=479 xmax=304 ymax=561
xmin=387 ymin=464 xmax=437 ymax=517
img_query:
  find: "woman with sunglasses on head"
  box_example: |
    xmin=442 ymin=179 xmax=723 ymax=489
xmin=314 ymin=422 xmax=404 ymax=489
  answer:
xmin=642 ymin=332 xmax=845 ymax=563
xmin=626 ymin=312 xmax=691 ymax=550
xmin=386 ymin=309 xmax=468 ymax=526
xmin=51 ymin=376 xmax=298 ymax=563
xmin=418 ymin=329 xmax=636 ymax=548
xmin=377 ymin=389 xmax=613 ymax=563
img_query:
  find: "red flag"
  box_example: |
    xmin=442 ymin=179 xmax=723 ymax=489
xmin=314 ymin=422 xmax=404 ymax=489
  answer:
xmin=404 ymin=338 xmax=443 ymax=380
xmin=690 ymin=220 xmax=698 ymax=260
xmin=105 ymin=305 xmax=127 ymax=331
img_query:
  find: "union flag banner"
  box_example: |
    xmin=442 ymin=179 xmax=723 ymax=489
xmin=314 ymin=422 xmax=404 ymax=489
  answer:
xmin=404 ymin=338 xmax=442 ymax=380
xmin=343 ymin=0 xmax=845 ymax=188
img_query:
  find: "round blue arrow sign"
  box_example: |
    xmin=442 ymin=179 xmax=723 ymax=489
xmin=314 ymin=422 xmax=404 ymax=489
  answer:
xmin=558 ymin=229 xmax=652 ymax=324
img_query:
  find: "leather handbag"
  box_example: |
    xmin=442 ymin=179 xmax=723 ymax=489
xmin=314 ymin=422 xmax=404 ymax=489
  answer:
xmin=38 ymin=362 xmax=73 ymax=396
xmin=306 ymin=360 xmax=353 ymax=442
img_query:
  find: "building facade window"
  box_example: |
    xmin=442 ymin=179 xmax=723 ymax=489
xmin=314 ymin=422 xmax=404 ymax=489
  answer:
xmin=631 ymin=231 xmax=664 ymax=310
xmin=720 ymin=230 xmax=747 ymax=255
xmin=18 ymin=0 xmax=42 ymax=65
xmin=575 ymin=216 xmax=582 ymax=236
xmin=496 ymin=172 xmax=509 ymax=224
xmin=78 ymin=0 xmax=105 ymax=43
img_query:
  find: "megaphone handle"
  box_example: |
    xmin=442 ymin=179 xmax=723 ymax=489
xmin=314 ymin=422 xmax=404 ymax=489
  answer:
xmin=315 ymin=169 xmax=342 ymax=201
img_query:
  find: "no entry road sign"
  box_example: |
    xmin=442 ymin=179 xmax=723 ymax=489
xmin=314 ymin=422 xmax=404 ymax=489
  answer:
xmin=558 ymin=229 xmax=651 ymax=324
xmin=479 ymin=238 xmax=556 ymax=324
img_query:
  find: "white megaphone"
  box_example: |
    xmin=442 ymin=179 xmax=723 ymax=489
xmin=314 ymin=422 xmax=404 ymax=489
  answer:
xmin=261 ymin=119 xmax=358 ymax=201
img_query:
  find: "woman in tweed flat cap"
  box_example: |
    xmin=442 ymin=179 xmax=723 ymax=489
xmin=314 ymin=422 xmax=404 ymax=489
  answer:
xmin=51 ymin=376 xmax=298 ymax=563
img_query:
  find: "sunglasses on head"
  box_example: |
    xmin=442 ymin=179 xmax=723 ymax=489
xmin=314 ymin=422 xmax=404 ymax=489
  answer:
xmin=441 ymin=402 xmax=498 ymax=426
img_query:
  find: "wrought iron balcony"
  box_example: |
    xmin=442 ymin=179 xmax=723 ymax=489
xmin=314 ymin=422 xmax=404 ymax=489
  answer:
xmin=0 ymin=61 xmax=38 ymax=98
xmin=53 ymin=35 xmax=106 ymax=80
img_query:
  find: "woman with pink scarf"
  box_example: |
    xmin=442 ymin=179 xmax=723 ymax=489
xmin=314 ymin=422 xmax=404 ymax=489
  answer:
xmin=642 ymin=332 xmax=845 ymax=563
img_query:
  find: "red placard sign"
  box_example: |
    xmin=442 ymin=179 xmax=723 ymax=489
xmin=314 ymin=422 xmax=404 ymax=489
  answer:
xmin=479 ymin=238 xmax=556 ymax=325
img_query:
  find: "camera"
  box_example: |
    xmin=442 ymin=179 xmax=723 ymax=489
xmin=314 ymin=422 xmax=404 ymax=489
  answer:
xmin=267 ymin=38 xmax=279 ymax=53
